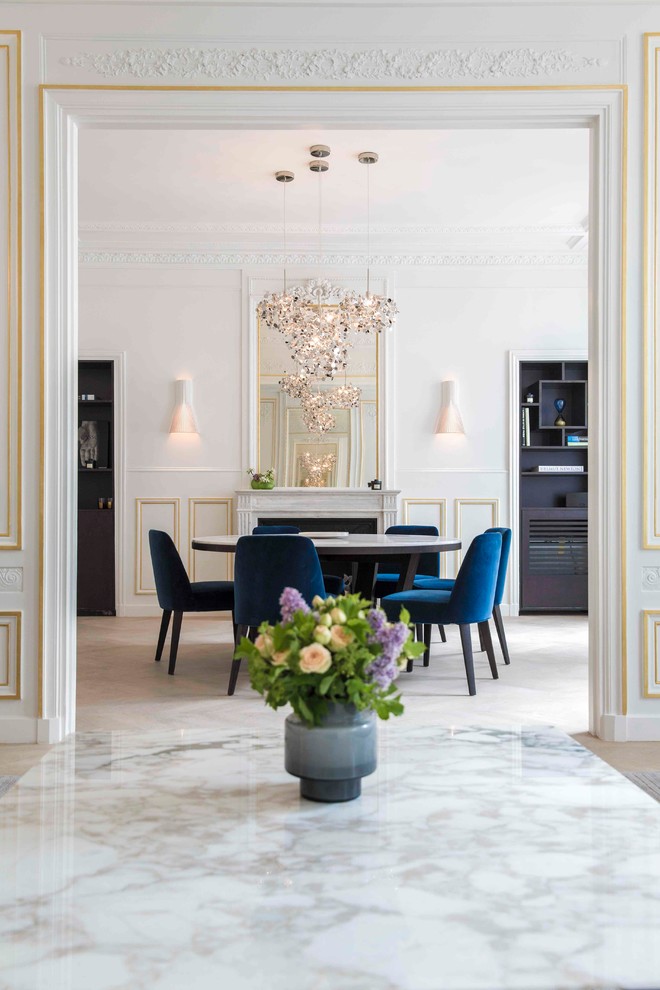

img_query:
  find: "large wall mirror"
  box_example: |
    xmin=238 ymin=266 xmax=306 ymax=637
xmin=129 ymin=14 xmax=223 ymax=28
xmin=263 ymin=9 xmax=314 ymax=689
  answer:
xmin=257 ymin=308 xmax=380 ymax=488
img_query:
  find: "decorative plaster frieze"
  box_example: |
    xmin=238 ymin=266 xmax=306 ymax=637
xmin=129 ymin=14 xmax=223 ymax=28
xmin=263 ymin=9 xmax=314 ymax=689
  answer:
xmin=643 ymin=566 xmax=660 ymax=591
xmin=60 ymin=46 xmax=604 ymax=82
xmin=79 ymin=249 xmax=588 ymax=268
xmin=0 ymin=568 xmax=22 ymax=592
xmin=79 ymin=220 xmax=588 ymax=237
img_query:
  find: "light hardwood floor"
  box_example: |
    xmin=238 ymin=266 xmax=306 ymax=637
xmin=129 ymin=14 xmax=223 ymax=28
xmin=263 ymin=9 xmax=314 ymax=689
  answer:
xmin=2 ymin=613 xmax=659 ymax=777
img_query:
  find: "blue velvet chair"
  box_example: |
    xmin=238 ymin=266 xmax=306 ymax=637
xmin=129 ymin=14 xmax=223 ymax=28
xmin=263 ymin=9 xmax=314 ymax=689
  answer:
xmin=148 ymin=530 xmax=235 ymax=677
xmin=251 ymin=524 xmax=345 ymax=596
xmin=228 ymin=535 xmax=327 ymax=695
xmin=414 ymin=526 xmax=512 ymax=665
xmin=381 ymin=531 xmax=502 ymax=696
xmin=373 ymin=525 xmax=440 ymax=599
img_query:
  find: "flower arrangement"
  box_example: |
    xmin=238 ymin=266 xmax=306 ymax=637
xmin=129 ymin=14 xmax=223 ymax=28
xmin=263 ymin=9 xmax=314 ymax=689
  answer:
xmin=235 ymin=589 xmax=426 ymax=726
xmin=247 ymin=467 xmax=275 ymax=485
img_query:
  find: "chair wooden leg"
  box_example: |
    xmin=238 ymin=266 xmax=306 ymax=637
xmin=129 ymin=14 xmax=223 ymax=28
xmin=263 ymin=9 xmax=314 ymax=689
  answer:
xmin=228 ymin=624 xmax=249 ymax=695
xmin=438 ymin=624 xmax=447 ymax=643
xmin=154 ymin=610 xmax=171 ymax=662
xmin=493 ymin=604 xmax=511 ymax=665
xmin=458 ymin=624 xmax=477 ymax=696
xmin=168 ymin=612 xmax=183 ymax=676
xmin=423 ymin=624 xmax=432 ymax=667
xmin=478 ymin=623 xmax=487 ymax=652
xmin=479 ymin=620 xmax=499 ymax=680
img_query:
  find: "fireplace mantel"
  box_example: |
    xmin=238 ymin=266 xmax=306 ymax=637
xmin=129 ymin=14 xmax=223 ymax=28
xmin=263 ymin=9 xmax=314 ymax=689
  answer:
xmin=236 ymin=488 xmax=400 ymax=535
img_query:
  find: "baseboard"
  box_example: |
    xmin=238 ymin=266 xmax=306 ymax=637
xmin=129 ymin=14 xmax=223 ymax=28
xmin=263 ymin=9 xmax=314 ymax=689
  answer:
xmin=0 ymin=717 xmax=38 ymax=743
xmin=37 ymin=717 xmax=65 ymax=744
xmin=599 ymin=714 xmax=660 ymax=742
xmin=117 ymin=605 xmax=233 ymax=618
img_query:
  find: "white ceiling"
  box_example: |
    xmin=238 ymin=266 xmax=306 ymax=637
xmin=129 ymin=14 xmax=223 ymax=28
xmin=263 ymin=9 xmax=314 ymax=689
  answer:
xmin=78 ymin=127 xmax=589 ymax=252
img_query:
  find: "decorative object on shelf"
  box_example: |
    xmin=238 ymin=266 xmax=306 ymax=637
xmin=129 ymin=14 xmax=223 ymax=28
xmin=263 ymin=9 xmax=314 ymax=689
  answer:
xmin=106 ymin=497 xmax=113 ymax=510
xmin=368 ymin=479 xmax=382 ymax=491
xmin=169 ymin=378 xmax=198 ymax=434
xmin=553 ymin=398 xmax=566 ymax=427
xmin=235 ymin=590 xmax=423 ymax=801
xmin=435 ymin=380 xmax=465 ymax=434
xmin=98 ymin=498 xmax=105 ymax=509
xmin=525 ymin=392 xmax=535 ymax=403
xmin=521 ymin=406 xmax=531 ymax=446
xmin=248 ymin=467 xmax=275 ymax=490
xmin=258 ymin=147 xmax=397 ymax=442
xmin=78 ymin=420 xmax=99 ymax=467
xmin=300 ymin=451 xmax=336 ymax=487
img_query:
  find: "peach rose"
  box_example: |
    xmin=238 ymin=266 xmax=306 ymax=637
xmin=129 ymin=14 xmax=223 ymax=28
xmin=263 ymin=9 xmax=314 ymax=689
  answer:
xmin=298 ymin=643 xmax=332 ymax=675
xmin=329 ymin=624 xmax=354 ymax=651
xmin=271 ymin=649 xmax=290 ymax=666
xmin=255 ymin=633 xmax=274 ymax=657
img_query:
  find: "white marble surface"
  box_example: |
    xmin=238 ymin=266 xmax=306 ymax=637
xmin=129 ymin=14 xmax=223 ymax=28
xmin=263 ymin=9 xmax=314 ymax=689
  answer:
xmin=2 ymin=724 xmax=660 ymax=989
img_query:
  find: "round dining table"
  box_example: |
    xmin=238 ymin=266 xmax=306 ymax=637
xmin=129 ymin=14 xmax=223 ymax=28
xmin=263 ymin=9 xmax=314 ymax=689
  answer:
xmin=191 ymin=533 xmax=461 ymax=600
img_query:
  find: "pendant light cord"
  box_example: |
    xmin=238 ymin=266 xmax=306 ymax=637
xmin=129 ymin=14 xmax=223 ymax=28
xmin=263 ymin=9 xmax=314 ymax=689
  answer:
xmin=282 ymin=179 xmax=287 ymax=292
xmin=366 ymin=160 xmax=371 ymax=297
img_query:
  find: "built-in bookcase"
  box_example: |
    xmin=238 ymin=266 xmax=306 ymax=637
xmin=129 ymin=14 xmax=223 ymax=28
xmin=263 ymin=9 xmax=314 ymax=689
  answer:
xmin=519 ymin=360 xmax=588 ymax=613
xmin=77 ymin=360 xmax=116 ymax=616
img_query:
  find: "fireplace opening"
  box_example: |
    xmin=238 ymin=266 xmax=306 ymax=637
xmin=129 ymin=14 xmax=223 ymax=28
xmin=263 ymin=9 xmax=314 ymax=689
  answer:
xmin=256 ymin=517 xmax=378 ymax=535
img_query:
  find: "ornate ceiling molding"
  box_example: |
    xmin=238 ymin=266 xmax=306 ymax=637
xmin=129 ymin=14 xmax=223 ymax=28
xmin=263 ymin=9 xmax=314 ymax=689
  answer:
xmin=79 ymin=220 xmax=588 ymax=237
xmin=61 ymin=46 xmax=603 ymax=82
xmin=79 ymin=248 xmax=588 ymax=268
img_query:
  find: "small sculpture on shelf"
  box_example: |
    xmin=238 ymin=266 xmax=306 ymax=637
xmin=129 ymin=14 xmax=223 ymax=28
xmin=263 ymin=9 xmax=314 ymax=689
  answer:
xmin=78 ymin=421 xmax=99 ymax=468
xmin=553 ymin=398 xmax=566 ymax=427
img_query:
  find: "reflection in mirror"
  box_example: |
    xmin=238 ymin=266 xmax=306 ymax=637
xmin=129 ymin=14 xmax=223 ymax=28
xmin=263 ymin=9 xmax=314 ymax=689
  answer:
xmin=258 ymin=310 xmax=378 ymax=487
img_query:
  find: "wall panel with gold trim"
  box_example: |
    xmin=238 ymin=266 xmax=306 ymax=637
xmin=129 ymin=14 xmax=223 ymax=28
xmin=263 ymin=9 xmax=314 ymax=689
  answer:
xmin=402 ymin=498 xmax=448 ymax=577
xmin=135 ymin=498 xmax=180 ymax=595
xmin=454 ymin=498 xmax=500 ymax=576
xmin=0 ymin=611 xmax=20 ymax=700
xmin=645 ymin=34 xmax=660 ymax=548
xmin=188 ymin=497 xmax=233 ymax=583
xmin=643 ymin=609 xmax=660 ymax=698
xmin=0 ymin=33 xmax=21 ymax=550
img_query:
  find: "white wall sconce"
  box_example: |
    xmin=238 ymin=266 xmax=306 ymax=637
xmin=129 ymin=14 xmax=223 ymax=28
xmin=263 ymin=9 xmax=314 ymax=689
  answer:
xmin=435 ymin=380 xmax=465 ymax=434
xmin=169 ymin=379 xmax=199 ymax=434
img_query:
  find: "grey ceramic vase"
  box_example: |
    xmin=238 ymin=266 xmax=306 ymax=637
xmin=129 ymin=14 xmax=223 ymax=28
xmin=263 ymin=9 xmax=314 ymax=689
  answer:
xmin=284 ymin=702 xmax=377 ymax=803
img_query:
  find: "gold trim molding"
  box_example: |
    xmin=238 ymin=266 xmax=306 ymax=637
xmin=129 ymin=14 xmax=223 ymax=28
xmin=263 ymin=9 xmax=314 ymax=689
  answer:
xmin=135 ymin=498 xmax=180 ymax=595
xmin=0 ymin=610 xmax=20 ymax=700
xmin=0 ymin=32 xmax=21 ymax=550
xmin=402 ymin=498 xmax=448 ymax=577
xmin=188 ymin=498 xmax=233 ymax=582
xmin=643 ymin=609 xmax=660 ymax=698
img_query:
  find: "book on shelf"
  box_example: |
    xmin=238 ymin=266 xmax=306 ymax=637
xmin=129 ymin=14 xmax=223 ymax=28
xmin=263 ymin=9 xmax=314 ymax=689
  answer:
xmin=521 ymin=406 xmax=530 ymax=447
xmin=530 ymin=465 xmax=585 ymax=473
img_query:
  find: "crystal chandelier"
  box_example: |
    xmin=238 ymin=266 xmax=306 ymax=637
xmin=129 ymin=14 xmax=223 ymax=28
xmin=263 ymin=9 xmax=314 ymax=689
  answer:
xmin=301 ymin=451 xmax=337 ymax=488
xmin=339 ymin=151 xmax=399 ymax=335
xmin=260 ymin=145 xmax=398 ymax=442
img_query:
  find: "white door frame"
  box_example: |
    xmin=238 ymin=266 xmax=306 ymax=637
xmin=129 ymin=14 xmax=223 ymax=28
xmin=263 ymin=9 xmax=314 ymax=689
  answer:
xmin=508 ymin=348 xmax=589 ymax=617
xmin=40 ymin=86 xmax=626 ymax=742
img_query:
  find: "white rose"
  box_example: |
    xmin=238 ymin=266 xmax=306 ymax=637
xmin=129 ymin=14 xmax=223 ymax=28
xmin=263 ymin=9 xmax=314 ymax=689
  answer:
xmin=271 ymin=649 xmax=290 ymax=666
xmin=314 ymin=625 xmax=332 ymax=645
xmin=318 ymin=613 xmax=332 ymax=628
xmin=329 ymin=625 xmax=355 ymax=651
xmin=312 ymin=595 xmax=325 ymax=609
xmin=330 ymin=607 xmax=347 ymax=625
xmin=298 ymin=643 xmax=332 ymax=675
xmin=255 ymin=633 xmax=274 ymax=658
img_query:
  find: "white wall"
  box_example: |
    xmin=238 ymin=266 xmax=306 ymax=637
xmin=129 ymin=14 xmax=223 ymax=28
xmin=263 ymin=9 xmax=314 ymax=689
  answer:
xmin=79 ymin=261 xmax=586 ymax=613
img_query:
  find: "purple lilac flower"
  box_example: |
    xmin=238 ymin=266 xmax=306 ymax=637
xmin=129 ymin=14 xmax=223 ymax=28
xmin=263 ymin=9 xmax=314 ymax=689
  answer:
xmin=279 ymin=587 xmax=310 ymax=624
xmin=366 ymin=609 xmax=409 ymax=688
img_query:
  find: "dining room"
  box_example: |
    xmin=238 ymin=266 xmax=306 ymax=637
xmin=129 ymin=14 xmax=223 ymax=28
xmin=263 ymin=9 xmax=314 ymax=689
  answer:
xmin=71 ymin=123 xmax=591 ymax=735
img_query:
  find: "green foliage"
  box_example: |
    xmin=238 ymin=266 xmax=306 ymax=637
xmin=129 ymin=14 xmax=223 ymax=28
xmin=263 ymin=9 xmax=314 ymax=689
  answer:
xmin=235 ymin=592 xmax=425 ymax=727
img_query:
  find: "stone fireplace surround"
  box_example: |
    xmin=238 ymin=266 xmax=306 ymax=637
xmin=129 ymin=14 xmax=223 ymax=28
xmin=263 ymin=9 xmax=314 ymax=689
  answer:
xmin=236 ymin=488 xmax=400 ymax=536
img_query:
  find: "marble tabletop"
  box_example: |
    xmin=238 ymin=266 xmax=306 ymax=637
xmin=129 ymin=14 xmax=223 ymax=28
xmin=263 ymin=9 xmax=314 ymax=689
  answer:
xmin=2 ymin=724 xmax=660 ymax=989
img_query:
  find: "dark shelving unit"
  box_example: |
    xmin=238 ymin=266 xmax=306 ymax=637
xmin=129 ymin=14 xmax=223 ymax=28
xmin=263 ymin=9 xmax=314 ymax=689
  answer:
xmin=519 ymin=360 xmax=588 ymax=613
xmin=77 ymin=360 xmax=116 ymax=616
